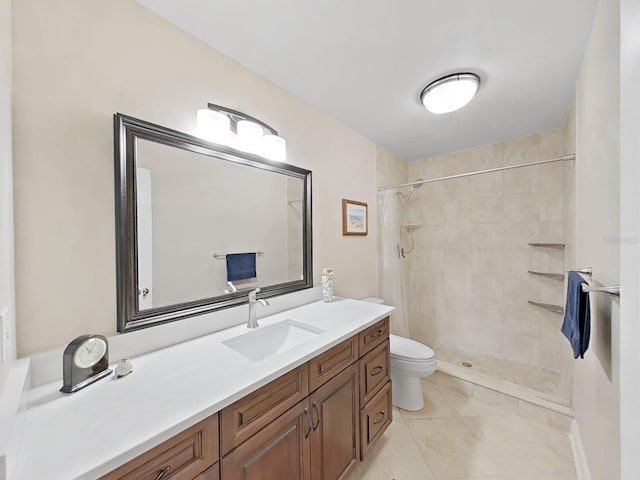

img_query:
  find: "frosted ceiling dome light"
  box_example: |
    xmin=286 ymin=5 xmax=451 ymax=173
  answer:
xmin=420 ymin=73 xmax=481 ymax=114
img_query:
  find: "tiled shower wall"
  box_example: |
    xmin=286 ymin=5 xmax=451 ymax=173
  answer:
xmin=406 ymin=130 xmax=571 ymax=377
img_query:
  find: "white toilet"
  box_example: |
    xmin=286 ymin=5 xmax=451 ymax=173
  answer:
xmin=363 ymin=298 xmax=437 ymax=411
xmin=389 ymin=334 xmax=436 ymax=411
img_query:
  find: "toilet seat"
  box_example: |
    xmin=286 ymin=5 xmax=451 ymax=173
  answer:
xmin=390 ymin=334 xmax=435 ymax=363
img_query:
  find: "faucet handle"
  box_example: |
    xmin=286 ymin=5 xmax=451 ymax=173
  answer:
xmin=248 ymin=288 xmax=261 ymax=301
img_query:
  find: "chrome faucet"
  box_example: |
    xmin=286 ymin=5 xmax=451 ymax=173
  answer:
xmin=247 ymin=288 xmax=269 ymax=328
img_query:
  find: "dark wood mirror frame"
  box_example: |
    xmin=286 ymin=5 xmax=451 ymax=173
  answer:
xmin=114 ymin=113 xmax=313 ymax=332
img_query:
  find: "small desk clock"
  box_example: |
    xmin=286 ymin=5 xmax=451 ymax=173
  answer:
xmin=60 ymin=334 xmax=113 ymax=393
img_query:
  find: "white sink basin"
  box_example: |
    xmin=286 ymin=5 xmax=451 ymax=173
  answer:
xmin=223 ymin=319 xmax=325 ymax=362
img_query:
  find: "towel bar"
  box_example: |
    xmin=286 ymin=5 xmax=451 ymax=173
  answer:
xmin=528 ymin=271 xmax=564 ymax=280
xmin=528 ymin=301 xmax=564 ymax=314
xmin=213 ymin=251 xmax=264 ymax=260
xmin=569 ymin=267 xmax=593 ymax=276
xmin=581 ymin=284 xmax=620 ymax=297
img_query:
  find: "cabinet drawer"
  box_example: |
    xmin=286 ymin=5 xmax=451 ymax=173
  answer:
xmin=309 ymin=336 xmax=358 ymax=392
xmin=195 ymin=463 xmax=219 ymax=480
xmin=358 ymin=318 xmax=389 ymax=356
xmin=221 ymin=400 xmax=310 ymax=480
xmin=221 ymin=364 xmax=309 ymax=456
xmin=360 ymin=382 xmax=392 ymax=460
xmin=100 ymin=414 xmax=219 ymax=480
xmin=359 ymin=340 xmax=390 ymax=405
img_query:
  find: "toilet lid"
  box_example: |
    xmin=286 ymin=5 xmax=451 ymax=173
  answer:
xmin=390 ymin=334 xmax=435 ymax=362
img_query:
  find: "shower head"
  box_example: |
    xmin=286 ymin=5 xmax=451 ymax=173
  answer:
xmin=402 ymin=178 xmax=424 ymax=201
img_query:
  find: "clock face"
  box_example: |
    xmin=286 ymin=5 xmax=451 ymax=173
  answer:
xmin=73 ymin=337 xmax=107 ymax=369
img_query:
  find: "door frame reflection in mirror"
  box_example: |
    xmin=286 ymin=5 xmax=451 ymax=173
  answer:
xmin=114 ymin=113 xmax=313 ymax=332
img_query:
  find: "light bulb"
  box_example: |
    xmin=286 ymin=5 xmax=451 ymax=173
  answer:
xmin=196 ymin=109 xmax=230 ymax=144
xmin=261 ymin=134 xmax=287 ymax=161
xmin=236 ymin=120 xmax=264 ymax=153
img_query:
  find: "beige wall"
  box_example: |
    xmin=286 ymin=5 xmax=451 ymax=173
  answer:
xmin=404 ymin=131 xmax=571 ymax=396
xmin=571 ymin=0 xmax=621 ymax=477
xmin=0 ymin=0 xmax=15 ymax=372
xmin=12 ymin=0 xmax=379 ymax=356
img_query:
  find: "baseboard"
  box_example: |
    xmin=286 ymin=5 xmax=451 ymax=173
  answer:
xmin=570 ymin=419 xmax=592 ymax=480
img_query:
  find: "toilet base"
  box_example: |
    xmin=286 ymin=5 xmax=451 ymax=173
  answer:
xmin=391 ymin=374 xmax=425 ymax=411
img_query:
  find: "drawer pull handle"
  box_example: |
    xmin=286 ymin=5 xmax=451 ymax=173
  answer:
xmin=154 ymin=466 xmax=171 ymax=480
xmin=373 ymin=411 xmax=386 ymax=424
xmin=370 ymin=366 xmax=383 ymax=376
xmin=368 ymin=329 xmax=384 ymax=340
xmin=312 ymin=402 xmax=320 ymax=430
xmin=304 ymin=408 xmax=312 ymax=437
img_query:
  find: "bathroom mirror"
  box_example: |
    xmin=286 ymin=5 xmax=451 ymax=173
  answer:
xmin=114 ymin=114 xmax=312 ymax=332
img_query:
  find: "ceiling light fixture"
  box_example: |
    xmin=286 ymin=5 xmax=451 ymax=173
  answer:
xmin=420 ymin=73 xmax=481 ymax=114
xmin=196 ymin=104 xmax=287 ymax=161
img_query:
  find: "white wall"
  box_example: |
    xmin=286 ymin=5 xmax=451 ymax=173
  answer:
xmin=572 ymin=0 xmax=621 ymax=477
xmin=12 ymin=0 xmax=379 ymax=356
xmin=618 ymin=0 xmax=640 ymax=477
xmin=0 ymin=0 xmax=16 ymax=375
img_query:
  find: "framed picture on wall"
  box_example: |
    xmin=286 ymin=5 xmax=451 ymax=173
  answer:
xmin=342 ymin=199 xmax=368 ymax=236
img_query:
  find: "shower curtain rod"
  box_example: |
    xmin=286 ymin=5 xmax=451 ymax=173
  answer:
xmin=378 ymin=154 xmax=576 ymax=192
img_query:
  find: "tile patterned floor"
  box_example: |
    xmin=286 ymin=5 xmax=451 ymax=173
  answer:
xmin=435 ymin=346 xmax=562 ymax=395
xmin=348 ymin=380 xmax=577 ymax=480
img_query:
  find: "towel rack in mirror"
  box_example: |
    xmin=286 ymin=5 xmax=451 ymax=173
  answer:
xmin=213 ymin=251 xmax=265 ymax=260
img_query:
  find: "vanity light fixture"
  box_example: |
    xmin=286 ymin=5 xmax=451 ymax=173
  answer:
xmin=196 ymin=104 xmax=287 ymax=161
xmin=420 ymin=72 xmax=481 ymax=114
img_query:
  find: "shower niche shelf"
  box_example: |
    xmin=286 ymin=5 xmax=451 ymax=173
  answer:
xmin=528 ymin=301 xmax=564 ymax=315
xmin=528 ymin=271 xmax=564 ymax=281
xmin=402 ymin=224 xmax=422 ymax=231
xmin=528 ymin=242 xmax=565 ymax=249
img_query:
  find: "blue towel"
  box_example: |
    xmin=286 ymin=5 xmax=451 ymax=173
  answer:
xmin=226 ymin=253 xmax=257 ymax=282
xmin=561 ymin=271 xmax=591 ymax=359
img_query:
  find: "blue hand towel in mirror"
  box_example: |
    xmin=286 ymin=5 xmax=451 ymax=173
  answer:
xmin=226 ymin=253 xmax=257 ymax=282
xmin=561 ymin=271 xmax=591 ymax=359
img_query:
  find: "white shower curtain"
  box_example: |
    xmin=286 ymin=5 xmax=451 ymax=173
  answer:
xmin=378 ymin=190 xmax=410 ymax=337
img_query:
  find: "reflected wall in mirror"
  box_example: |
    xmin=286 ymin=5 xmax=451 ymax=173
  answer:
xmin=115 ymin=114 xmax=312 ymax=332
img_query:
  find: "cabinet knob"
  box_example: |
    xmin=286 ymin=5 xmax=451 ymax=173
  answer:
xmin=373 ymin=411 xmax=386 ymax=425
xmin=369 ymin=329 xmax=383 ymax=340
xmin=303 ymin=408 xmax=312 ymax=437
xmin=312 ymin=403 xmax=320 ymax=430
xmin=370 ymin=366 xmax=383 ymax=376
xmin=154 ymin=466 xmax=171 ymax=480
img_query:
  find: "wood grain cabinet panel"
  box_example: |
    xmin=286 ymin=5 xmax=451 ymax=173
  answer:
xmin=360 ymin=381 xmax=392 ymax=460
xmin=100 ymin=414 xmax=219 ymax=480
xmin=220 ymin=364 xmax=309 ymax=456
xmin=358 ymin=318 xmax=389 ymax=356
xmin=359 ymin=340 xmax=390 ymax=406
xmin=309 ymin=363 xmax=359 ymax=480
xmin=308 ymin=336 xmax=358 ymax=392
xmin=195 ymin=463 xmax=219 ymax=480
xmin=221 ymin=400 xmax=311 ymax=480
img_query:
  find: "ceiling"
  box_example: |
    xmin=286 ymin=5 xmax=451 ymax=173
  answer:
xmin=137 ymin=0 xmax=598 ymax=161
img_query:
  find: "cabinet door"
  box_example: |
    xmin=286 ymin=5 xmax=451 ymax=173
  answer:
xmin=221 ymin=400 xmax=311 ymax=480
xmin=309 ymin=363 xmax=359 ymax=480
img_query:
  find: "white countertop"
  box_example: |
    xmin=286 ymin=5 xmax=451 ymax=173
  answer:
xmin=11 ymin=298 xmax=393 ymax=480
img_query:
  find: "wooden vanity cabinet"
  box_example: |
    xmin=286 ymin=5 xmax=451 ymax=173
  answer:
xmin=357 ymin=319 xmax=391 ymax=461
xmin=103 ymin=317 xmax=391 ymax=480
xmin=221 ymin=400 xmax=311 ymax=480
xmin=100 ymin=414 xmax=219 ymax=480
xmin=309 ymin=363 xmax=360 ymax=480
